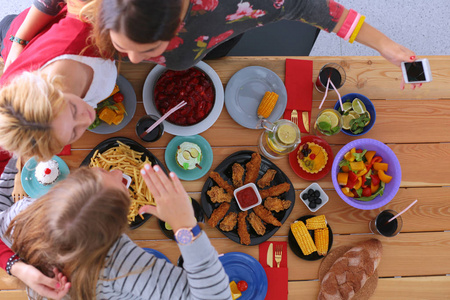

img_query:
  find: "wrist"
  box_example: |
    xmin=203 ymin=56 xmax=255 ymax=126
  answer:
xmin=5 ymin=254 xmax=21 ymax=276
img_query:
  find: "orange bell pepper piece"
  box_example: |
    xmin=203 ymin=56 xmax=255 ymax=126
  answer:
xmin=371 ymin=182 xmax=380 ymax=194
xmin=341 ymin=187 xmax=355 ymax=197
xmin=356 ymin=167 xmax=368 ymax=177
xmin=364 ymin=150 xmax=376 ymax=164
xmin=354 ymin=176 xmax=363 ymax=190
xmin=373 ymin=162 xmax=388 ymax=172
xmin=378 ymin=169 xmax=392 ymax=183
xmin=350 ymin=161 xmax=366 ymax=171
xmin=341 ymin=165 xmax=350 ymax=173
xmin=337 ymin=173 xmax=349 ymax=185
xmin=344 ymin=148 xmax=356 ymax=162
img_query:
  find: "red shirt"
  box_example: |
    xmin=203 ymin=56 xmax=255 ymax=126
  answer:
xmin=1 ymin=6 xmax=101 ymax=85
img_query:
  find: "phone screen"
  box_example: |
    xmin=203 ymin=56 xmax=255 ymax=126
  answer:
xmin=404 ymin=61 xmax=426 ymax=82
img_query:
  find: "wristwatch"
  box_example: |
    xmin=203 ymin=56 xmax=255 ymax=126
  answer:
xmin=174 ymin=224 xmax=201 ymax=245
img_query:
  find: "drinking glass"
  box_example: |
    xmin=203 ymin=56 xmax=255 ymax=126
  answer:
xmin=369 ymin=209 xmax=403 ymax=237
xmin=136 ymin=115 xmax=164 ymax=143
xmin=258 ymin=119 xmax=301 ymax=159
xmin=313 ymin=109 xmax=343 ymax=136
xmin=315 ymin=63 xmax=346 ymax=93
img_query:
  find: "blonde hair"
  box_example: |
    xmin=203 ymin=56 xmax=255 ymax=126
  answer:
xmin=0 ymin=72 xmax=66 ymax=161
xmin=6 ymin=167 xmax=130 ymax=299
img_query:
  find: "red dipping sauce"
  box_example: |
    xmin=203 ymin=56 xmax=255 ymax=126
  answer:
xmin=236 ymin=187 xmax=259 ymax=209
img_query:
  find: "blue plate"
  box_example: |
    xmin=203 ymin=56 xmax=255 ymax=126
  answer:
xmin=219 ymin=252 xmax=268 ymax=300
xmin=142 ymin=248 xmax=171 ymax=263
xmin=225 ymin=66 xmax=287 ymax=129
xmin=21 ymin=156 xmax=70 ymax=198
xmin=164 ymin=135 xmax=213 ymax=181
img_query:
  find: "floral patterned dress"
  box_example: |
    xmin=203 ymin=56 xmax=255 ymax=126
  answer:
xmin=33 ymin=0 xmax=345 ymax=70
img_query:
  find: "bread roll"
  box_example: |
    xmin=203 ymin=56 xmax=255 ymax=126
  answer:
xmin=318 ymin=239 xmax=383 ymax=300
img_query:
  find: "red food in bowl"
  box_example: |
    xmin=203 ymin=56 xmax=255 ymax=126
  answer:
xmin=154 ymin=67 xmax=215 ymax=126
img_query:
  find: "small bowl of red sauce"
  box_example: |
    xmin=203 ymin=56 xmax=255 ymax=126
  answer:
xmin=233 ymin=183 xmax=262 ymax=211
xmin=122 ymin=173 xmax=132 ymax=189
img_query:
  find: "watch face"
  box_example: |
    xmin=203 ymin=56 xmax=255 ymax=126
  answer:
xmin=176 ymin=229 xmax=193 ymax=244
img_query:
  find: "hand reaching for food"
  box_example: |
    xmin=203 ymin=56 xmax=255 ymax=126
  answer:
xmin=139 ymin=165 xmax=197 ymax=232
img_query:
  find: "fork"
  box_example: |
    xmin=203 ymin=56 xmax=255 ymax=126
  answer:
xmin=291 ymin=109 xmax=298 ymax=125
xmin=12 ymin=157 xmax=27 ymax=202
xmin=274 ymin=244 xmax=283 ymax=268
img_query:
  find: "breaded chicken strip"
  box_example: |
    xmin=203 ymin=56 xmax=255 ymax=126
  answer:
xmin=257 ymin=169 xmax=277 ymax=188
xmin=264 ymin=197 xmax=292 ymax=212
xmin=244 ymin=152 xmax=261 ymax=184
xmin=207 ymin=186 xmax=232 ymax=203
xmin=209 ymin=171 xmax=234 ymax=196
xmin=232 ymin=163 xmax=245 ymax=188
xmin=237 ymin=211 xmax=251 ymax=245
xmin=207 ymin=202 xmax=230 ymax=228
xmin=259 ymin=182 xmax=291 ymax=199
xmin=219 ymin=212 xmax=237 ymax=232
xmin=247 ymin=212 xmax=266 ymax=235
xmin=253 ymin=205 xmax=282 ymax=226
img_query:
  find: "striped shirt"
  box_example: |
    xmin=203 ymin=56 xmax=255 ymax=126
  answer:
xmin=0 ymin=158 xmax=232 ymax=299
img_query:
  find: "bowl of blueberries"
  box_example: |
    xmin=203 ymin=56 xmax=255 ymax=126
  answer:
xmin=300 ymin=182 xmax=329 ymax=212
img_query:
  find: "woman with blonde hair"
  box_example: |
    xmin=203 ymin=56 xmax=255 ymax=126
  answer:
xmin=0 ymin=159 xmax=230 ymax=299
xmin=0 ymin=0 xmax=117 ymax=161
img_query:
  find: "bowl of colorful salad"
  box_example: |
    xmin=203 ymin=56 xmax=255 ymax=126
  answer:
xmin=334 ymin=93 xmax=376 ymax=136
xmin=331 ymin=139 xmax=401 ymax=210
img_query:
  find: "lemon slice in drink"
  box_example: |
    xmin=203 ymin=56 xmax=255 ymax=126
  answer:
xmin=277 ymin=124 xmax=297 ymax=144
xmin=321 ymin=111 xmax=339 ymax=128
xmin=342 ymin=113 xmax=357 ymax=130
xmin=352 ymin=98 xmax=367 ymax=114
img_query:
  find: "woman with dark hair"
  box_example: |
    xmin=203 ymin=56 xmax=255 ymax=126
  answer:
xmin=7 ymin=0 xmax=417 ymax=73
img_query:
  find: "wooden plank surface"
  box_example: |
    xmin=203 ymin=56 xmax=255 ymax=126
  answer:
xmin=2 ymin=56 xmax=450 ymax=299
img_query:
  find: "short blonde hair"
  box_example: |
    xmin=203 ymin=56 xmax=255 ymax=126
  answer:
xmin=7 ymin=167 xmax=130 ymax=299
xmin=0 ymin=72 xmax=66 ymax=161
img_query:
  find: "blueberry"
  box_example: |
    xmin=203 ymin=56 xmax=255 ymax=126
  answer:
xmin=315 ymin=198 xmax=322 ymax=205
xmin=308 ymin=189 xmax=314 ymax=195
xmin=309 ymin=201 xmax=317 ymax=209
xmin=314 ymin=191 xmax=320 ymax=197
xmin=301 ymin=193 xmax=309 ymax=201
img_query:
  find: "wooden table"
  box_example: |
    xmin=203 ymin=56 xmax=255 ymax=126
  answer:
xmin=2 ymin=56 xmax=450 ymax=299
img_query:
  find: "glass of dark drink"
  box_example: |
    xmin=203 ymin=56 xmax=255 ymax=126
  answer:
xmin=136 ymin=115 xmax=164 ymax=143
xmin=315 ymin=63 xmax=346 ymax=93
xmin=369 ymin=209 xmax=403 ymax=237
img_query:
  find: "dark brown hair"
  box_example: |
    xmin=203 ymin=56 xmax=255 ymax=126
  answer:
xmin=91 ymin=0 xmax=183 ymax=58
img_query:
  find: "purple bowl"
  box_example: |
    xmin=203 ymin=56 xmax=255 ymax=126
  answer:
xmin=331 ymin=139 xmax=401 ymax=210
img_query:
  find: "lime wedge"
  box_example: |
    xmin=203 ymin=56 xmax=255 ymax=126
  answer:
xmin=321 ymin=111 xmax=339 ymax=128
xmin=277 ymin=124 xmax=297 ymax=144
xmin=165 ymin=222 xmax=172 ymax=231
xmin=352 ymin=98 xmax=367 ymax=114
xmin=342 ymin=102 xmax=352 ymax=113
xmin=342 ymin=113 xmax=357 ymax=130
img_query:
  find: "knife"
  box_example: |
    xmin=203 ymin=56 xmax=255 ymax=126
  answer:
xmin=267 ymin=243 xmax=273 ymax=268
xmin=302 ymin=111 xmax=310 ymax=133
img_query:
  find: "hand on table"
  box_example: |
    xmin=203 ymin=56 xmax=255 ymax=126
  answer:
xmin=11 ymin=262 xmax=70 ymax=300
xmin=139 ymin=165 xmax=197 ymax=232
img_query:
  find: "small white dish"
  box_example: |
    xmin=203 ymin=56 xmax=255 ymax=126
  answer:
xmin=122 ymin=174 xmax=132 ymax=189
xmin=299 ymin=182 xmax=329 ymax=212
xmin=233 ymin=183 xmax=262 ymax=211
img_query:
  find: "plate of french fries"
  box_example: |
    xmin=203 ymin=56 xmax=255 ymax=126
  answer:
xmin=288 ymin=214 xmax=333 ymax=261
xmin=80 ymin=137 xmax=167 ymax=229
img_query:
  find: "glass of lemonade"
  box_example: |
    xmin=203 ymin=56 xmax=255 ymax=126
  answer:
xmin=314 ymin=109 xmax=343 ymax=136
xmin=258 ymin=119 xmax=301 ymax=159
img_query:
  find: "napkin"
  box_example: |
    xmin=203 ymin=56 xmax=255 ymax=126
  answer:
xmin=283 ymin=59 xmax=313 ymax=133
xmin=259 ymin=241 xmax=288 ymax=300
xmin=57 ymin=145 xmax=71 ymax=156
xmin=0 ymin=148 xmax=12 ymax=174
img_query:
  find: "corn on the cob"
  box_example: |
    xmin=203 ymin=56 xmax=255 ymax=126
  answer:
xmin=314 ymin=227 xmax=329 ymax=256
xmin=257 ymin=91 xmax=279 ymax=118
xmin=305 ymin=215 xmax=327 ymax=230
xmin=291 ymin=221 xmax=317 ymax=255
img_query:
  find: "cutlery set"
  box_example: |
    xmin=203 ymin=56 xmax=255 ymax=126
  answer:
xmin=266 ymin=243 xmax=283 ymax=268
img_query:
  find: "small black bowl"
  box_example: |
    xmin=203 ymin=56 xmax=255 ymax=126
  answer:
xmin=136 ymin=115 xmax=164 ymax=143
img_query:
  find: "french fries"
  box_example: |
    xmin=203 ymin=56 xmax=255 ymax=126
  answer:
xmin=89 ymin=141 xmax=155 ymax=224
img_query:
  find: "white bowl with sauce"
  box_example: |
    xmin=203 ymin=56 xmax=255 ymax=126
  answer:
xmin=233 ymin=183 xmax=262 ymax=211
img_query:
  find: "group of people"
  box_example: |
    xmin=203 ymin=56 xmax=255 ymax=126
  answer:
xmin=0 ymin=0 xmax=417 ymax=299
